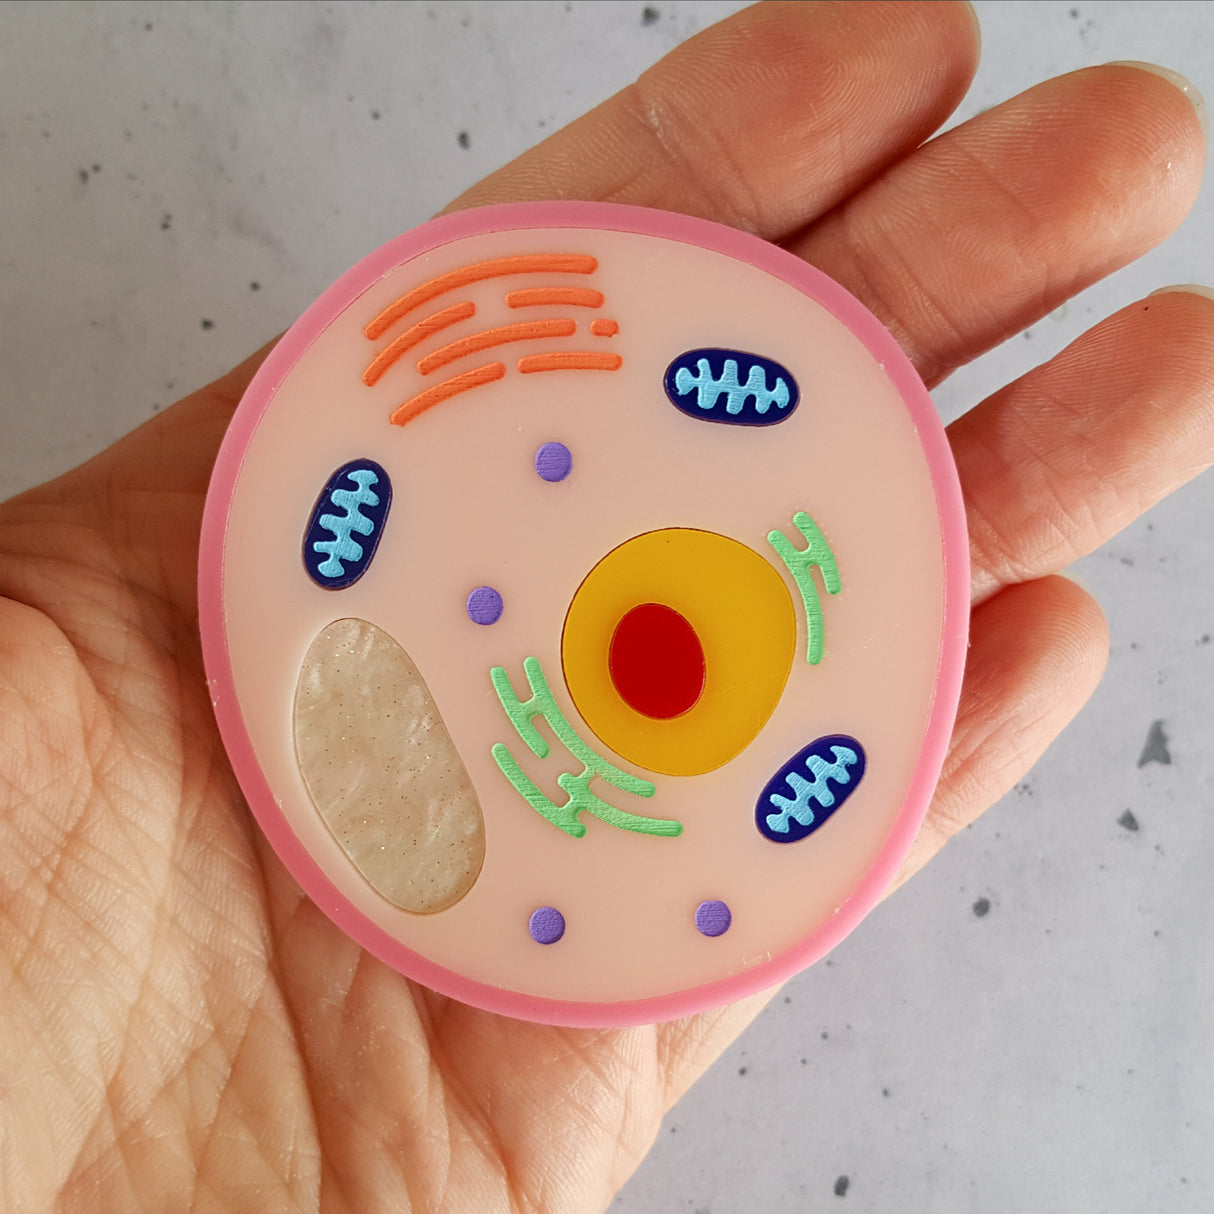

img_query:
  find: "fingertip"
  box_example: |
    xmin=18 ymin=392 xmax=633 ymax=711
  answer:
xmin=1107 ymin=61 xmax=1209 ymax=145
xmin=978 ymin=575 xmax=1109 ymax=698
xmin=958 ymin=0 xmax=982 ymax=59
xmin=894 ymin=574 xmax=1109 ymax=887
xmin=1046 ymin=572 xmax=1111 ymax=673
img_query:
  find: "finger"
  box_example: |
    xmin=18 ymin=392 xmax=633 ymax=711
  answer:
xmin=893 ymin=574 xmax=1109 ymax=888
xmin=793 ymin=64 xmax=1207 ymax=385
xmin=952 ymin=287 xmax=1214 ymax=603
xmin=447 ymin=1 xmax=979 ymax=239
xmin=78 ymin=1 xmax=980 ymax=517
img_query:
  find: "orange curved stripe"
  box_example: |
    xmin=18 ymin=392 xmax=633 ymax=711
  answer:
xmin=366 ymin=255 xmax=598 ymax=340
xmin=506 ymin=287 xmax=604 ymax=309
xmin=517 ymin=352 xmax=623 ymax=374
xmin=417 ymin=319 xmax=577 ymax=376
xmin=589 ymin=318 xmax=619 ymax=337
xmin=363 ymin=301 xmax=476 ymax=386
xmin=389 ymin=362 xmax=506 ymax=427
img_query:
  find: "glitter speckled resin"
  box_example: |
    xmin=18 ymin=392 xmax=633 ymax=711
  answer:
xmin=198 ymin=202 xmax=969 ymax=1027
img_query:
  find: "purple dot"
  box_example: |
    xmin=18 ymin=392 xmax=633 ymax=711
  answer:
xmin=529 ymin=906 xmax=565 ymax=945
xmin=535 ymin=441 xmax=572 ymax=482
xmin=695 ymin=899 xmax=732 ymax=938
xmin=466 ymin=585 xmax=503 ymax=625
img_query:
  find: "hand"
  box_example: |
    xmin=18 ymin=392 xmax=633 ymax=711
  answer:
xmin=1 ymin=3 xmax=1210 ymax=1210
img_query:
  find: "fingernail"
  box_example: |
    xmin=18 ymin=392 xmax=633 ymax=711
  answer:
xmin=1148 ymin=284 xmax=1214 ymax=302
xmin=1108 ymin=61 xmax=1208 ymax=144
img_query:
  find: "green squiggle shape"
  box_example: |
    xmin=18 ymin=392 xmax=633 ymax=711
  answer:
xmin=767 ymin=512 xmax=841 ymax=665
xmin=490 ymin=657 xmax=682 ymax=839
xmin=490 ymin=743 xmax=587 ymax=837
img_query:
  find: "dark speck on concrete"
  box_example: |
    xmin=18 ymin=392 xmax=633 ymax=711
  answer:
xmin=1119 ymin=556 xmax=1134 ymax=567
xmin=1118 ymin=809 xmax=1140 ymax=832
xmin=642 ymin=5 xmax=660 ymax=24
xmin=1069 ymin=6 xmax=1079 ymax=16
xmin=1137 ymin=719 xmax=1172 ymax=767
xmin=250 ymin=281 xmax=261 ymax=291
xmin=972 ymin=897 xmax=991 ymax=918
xmin=201 ymin=318 xmax=214 ymax=330
xmin=92 ymin=163 xmax=101 ymax=172
xmin=1199 ymin=634 xmax=1210 ymax=645
xmin=78 ymin=168 xmax=89 ymax=184
xmin=882 ymin=1087 xmax=891 ymax=1098
xmin=800 ymin=1057 xmax=807 ymax=1065
xmin=160 ymin=213 xmax=172 ymax=230
xmin=144 ymin=21 xmax=153 ymax=31
xmin=457 ymin=130 xmax=470 ymax=149
xmin=738 ymin=1066 xmax=747 ymax=1076
xmin=1023 ymin=329 xmax=1033 ymax=340
xmin=820 ymin=1030 xmax=829 ymax=1040
xmin=370 ymin=109 xmax=381 ymax=120
xmin=834 ymin=1175 xmax=850 ymax=1197
xmin=784 ymin=995 xmax=791 ymax=1004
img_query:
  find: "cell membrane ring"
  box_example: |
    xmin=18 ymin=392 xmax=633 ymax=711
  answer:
xmin=198 ymin=201 xmax=968 ymax=1027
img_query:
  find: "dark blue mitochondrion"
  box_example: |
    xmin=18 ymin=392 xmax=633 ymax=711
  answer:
xmin=302 ymin=458 xmax=392 ymax=589
xmin=756 ymin=734 xmax=866 ymax=844
xmin=664 ymin=348 xmax=799 ymax=426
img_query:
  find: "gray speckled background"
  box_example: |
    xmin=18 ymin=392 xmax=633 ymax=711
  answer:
xmin=2 ymin=3 xmax=1212 ymax=1211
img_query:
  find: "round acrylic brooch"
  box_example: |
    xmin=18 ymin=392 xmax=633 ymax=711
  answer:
xmin=198 ymin=202 xmax=969 ymax=1026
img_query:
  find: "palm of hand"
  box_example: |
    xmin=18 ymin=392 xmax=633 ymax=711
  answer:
xmin=1 ymin=372 xmax=700 ymax=1210
xmin=1 ymin=5 xmax=1211 ymax=1211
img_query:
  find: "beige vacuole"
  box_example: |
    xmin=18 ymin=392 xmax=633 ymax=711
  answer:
xmin=293 ymin=617 xmax=486 ymax=914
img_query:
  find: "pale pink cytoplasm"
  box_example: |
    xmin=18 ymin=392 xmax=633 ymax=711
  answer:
xmin=199 ymin=204 xmax=970 ymax=1027
xmin=608 ymin=602 xmax=706 ymax=720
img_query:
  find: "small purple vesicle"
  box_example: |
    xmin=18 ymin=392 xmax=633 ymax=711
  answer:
xmin=466 ymin=585 xmax=504 ymax=625
xmin=535 ymin=441 xmax=572 ymax=482
xmin=529 ymin=906 xmax=566 ymax=945
xmin=694 ymin=899 xmax=732 ymax=938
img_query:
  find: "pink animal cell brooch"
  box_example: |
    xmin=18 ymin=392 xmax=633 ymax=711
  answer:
xmin=198 ymin=202 xmax=969 ymax=1026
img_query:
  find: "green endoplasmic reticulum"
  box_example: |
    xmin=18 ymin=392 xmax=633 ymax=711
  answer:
xmin=490 ymin=656 xmax=683 ymax=838
xmin=767 ymin=512 xmax=840 ymax=665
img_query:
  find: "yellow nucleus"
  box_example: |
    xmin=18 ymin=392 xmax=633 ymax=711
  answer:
xmin=561 ymin=528 xmax=796 ymax=777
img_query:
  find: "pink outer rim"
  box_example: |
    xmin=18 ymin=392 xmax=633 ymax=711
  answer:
xmin=198 ymin=201 xmax=969 ymax=1027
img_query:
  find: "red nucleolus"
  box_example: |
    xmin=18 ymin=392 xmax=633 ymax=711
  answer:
xmin=608 ymin=602 xmax=706 ymax=720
